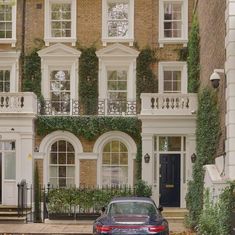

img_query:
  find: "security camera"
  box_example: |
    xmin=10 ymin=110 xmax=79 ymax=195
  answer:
xmin=210 ymin=71 xmax=220 ymax=89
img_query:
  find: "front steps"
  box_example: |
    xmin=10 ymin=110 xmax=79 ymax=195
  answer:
xmin=0 ymin=205 xmax=29 ymax=223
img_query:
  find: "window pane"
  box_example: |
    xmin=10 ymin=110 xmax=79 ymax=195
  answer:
xmin=58 ymin=152 xmax=66 ymax=164
xmin=111 ymin=141 xmax=119 ymax=152
xmin=159 ymin=137 xmax=181 ymax=151
xmin=59 ymin=166 xmax=66 ymax=177
xmin=67 ymin=166 xmax=75 ymax=177
xmin=4 ymin=152 xmax=15 ymax=179
xmin=103 ymin=153 xmax=111 ymax=164
xmin=50 ymin=166 xmax=58 ymax=177
xmin=103 ymin=143 xmax=111 ymax=152
xmin=4 ymin=141 xmax=15 ymax=150
xmin=50 ymin=178 xmax=58 ymax=187
xmin=50 ymin=153 xmax=57 ymax=164
xmin=120 ymin=153 xmax=128 ymax=164
xmin=58 ymin=140 xmax=66 ymax=151
xmin=67 ymin=153 xmax=75 ymax=164
xmin=59 ymin=178 xmax=66 ymax=187
xmin=111 ymin=153 xmax=119 ymax=165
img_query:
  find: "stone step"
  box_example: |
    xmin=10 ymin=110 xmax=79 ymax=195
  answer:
xmin=0 ymin=216 xmax=27 ymax=224
xmin=162 ymin=208 xmax=188 ymax=218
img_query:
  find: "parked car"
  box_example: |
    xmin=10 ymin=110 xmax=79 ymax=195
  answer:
xmin=93 ymin=197 xmax=169 ymax=235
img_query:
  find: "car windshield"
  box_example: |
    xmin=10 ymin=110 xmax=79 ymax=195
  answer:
xmin=108 ymin=201 xmax=158 ymax=216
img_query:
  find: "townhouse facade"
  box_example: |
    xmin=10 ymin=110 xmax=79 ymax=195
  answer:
xmin=0 ymin=0 xmax=196 ymax=209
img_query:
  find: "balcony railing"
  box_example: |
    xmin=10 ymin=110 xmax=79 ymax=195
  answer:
xmin=38 ymin=99 xmax=137 ymax=116
xmin=140 ymin=93 xmax=197 ymax=116
xmin=0 ymin=92 xmax=37 ymax=114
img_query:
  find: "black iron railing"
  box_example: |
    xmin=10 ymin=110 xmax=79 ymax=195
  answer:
xmin=17 ymin=180 xmax=33 ymax=223
xmin=38 ymin=99 xmax=137 ymax=116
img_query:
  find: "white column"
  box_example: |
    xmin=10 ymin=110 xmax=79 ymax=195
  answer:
xmin=141 ymin=134 xmax=153 ymax=184
xmin=225 ymin=0 xmax=235 ymax=179
xmin=20 ymin=134 xmax=34 ymax=185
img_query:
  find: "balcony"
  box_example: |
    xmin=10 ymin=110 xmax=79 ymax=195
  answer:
xmin=38 ymin=99 xmax=137 ymax=116
xmin=0 ymin=92 xmax=37 ymax=114
xmin=140 ymin=93 xmax=197 ymax=116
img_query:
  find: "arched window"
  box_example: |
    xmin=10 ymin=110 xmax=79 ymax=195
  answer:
xmin=102 ymin=140 xmax=128 ymax=186
xmin=49 ymin=140 xmax=75 ymax=187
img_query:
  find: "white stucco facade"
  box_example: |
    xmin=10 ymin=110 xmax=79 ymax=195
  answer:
xmin=139 ymin=93 xmax=197 ymax=208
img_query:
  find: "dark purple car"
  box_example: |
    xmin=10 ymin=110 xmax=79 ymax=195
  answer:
xmin=93 ymin=197 xmax=169 ymax=235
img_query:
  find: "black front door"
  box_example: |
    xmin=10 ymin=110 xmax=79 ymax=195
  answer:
xmin=159 ymin=154 xmax=180 ymax=207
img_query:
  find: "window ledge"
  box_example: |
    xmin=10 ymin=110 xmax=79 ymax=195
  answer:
xmin=102 ymin=38 xmax=134 ymax=47
xmin=0 ymin=39 xmax=16 ymax=47
xmin=159 ymin=38 xmax=188 ymax=48
xmin=44 ymin=37 xmax=77 ymax=46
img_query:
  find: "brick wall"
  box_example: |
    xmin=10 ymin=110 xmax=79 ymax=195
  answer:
xmin=80 ymin=160 xmax=97 ymax=186
xmin=196 ymin=0 xmax=226 ymax=157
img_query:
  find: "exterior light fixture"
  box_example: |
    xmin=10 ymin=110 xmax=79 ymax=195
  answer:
xmin=191 ymin=153 xmax=197 ymax=163
xmin=210 ymin=69 xmax=224 ymax=88
xmin=144 ymin=153 xmax=150 ymax=163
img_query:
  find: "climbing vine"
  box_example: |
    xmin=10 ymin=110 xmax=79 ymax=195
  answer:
xmin=78 ymin=47 xmax=98 ymax=115
xmin=186 ymin=87 xmax=220 ymax=229
xmin=136 ymin=47 xmax=157 ymax=105
xmin=187 ymin=15 xmax=200 ymax=93
xmin=23 ymin=48 xmax=41 ymax=96
xmin=36 ymin=116 xmax=142 ymax=179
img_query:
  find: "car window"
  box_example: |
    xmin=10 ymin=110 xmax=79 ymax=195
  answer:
xmin=108 ymin=201 xmax=158 ymax=216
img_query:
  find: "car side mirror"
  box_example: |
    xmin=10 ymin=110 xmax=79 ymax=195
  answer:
xmin=158 ymin=205 xmax=163 ymax=212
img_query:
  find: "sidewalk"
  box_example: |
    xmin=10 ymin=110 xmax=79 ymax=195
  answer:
xmin=0 ymin=221 xmax=93 ymax=234
xmin=0 ymin=220 xmax=193 ymax=235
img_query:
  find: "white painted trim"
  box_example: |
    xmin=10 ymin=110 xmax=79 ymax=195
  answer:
xmin=0 ymin=0 xmax=17 ymax=47
xmin=102 ymin=0 xmax=134 ymax=46
xmin=93 ymin=131 xmax=137 ymax=186
xmin=158 ymin=0 xmax=188 ymax=47
xmin=158 ymin=61 xmax=188 ymax=94
xmin=38 ymin=43 xmax=81 ymax=101
xmin=39 ymin=131 xmax=83 ymax=186
xmin=0 ymin=51 xmax=20 ymax=92
xmin=44 ymin=0 xmax=77 ymax=46
xmin=96 ymin=44 xmax=139 ymax=102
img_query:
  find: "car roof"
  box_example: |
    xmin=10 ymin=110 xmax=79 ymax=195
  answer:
xmin=109 ymin=196 xmax=155 ymax=203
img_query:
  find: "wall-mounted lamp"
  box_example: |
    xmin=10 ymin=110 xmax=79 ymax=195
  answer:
xmin=144 ymin=153 xmax=150 ymax=163
xmin=191 ymin=153 xmax=197 ymax=163
xmin=210 ymin=69 xmax=224 ymax=88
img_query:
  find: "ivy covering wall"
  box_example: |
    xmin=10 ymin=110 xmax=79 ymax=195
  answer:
xmin=186 ymin=87 xmax=220 ymax=228
xmin=23 ymin=48 xmax=41 ymax=96
xmin=187 ymin=15 xmax=200 ymax=93
xmin=136 ymin=47 xmax=157 ymax=102
xmin=37 ymin=116 xmax=142 ymax=179
xmin=78 ymin=47 xmax=98 ymax=115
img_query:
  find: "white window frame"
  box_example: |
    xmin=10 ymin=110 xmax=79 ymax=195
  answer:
xmin=158 ymin=61 xmax=187 ymax=94
xmin=159 ymin=0 xmax=188 ymax=47
xmin=39 ymin=131 xmax=83 ymax=187
xmin=96 ymin=44 xmax=139 ymax=114
xmin=44 ymin=0 xmax=77 ymax=46
xmin=0 ymin=0 xmax=17 ymax=47
xmin=93 ymin=131 xmax=137 ymax=187
xmin=38 ymin=43 xmax=81 ymax=114
xmin=102 ymin=0 xmax=134 ymax=46
xmin=0 ymin=51 xmax=20 ymax=92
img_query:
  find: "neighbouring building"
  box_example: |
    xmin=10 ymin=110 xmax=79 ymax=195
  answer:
xmin=196 ymin=0 xmax=235 ymax=200
xmin=0 ymin=0 xmax=196 ymax=209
